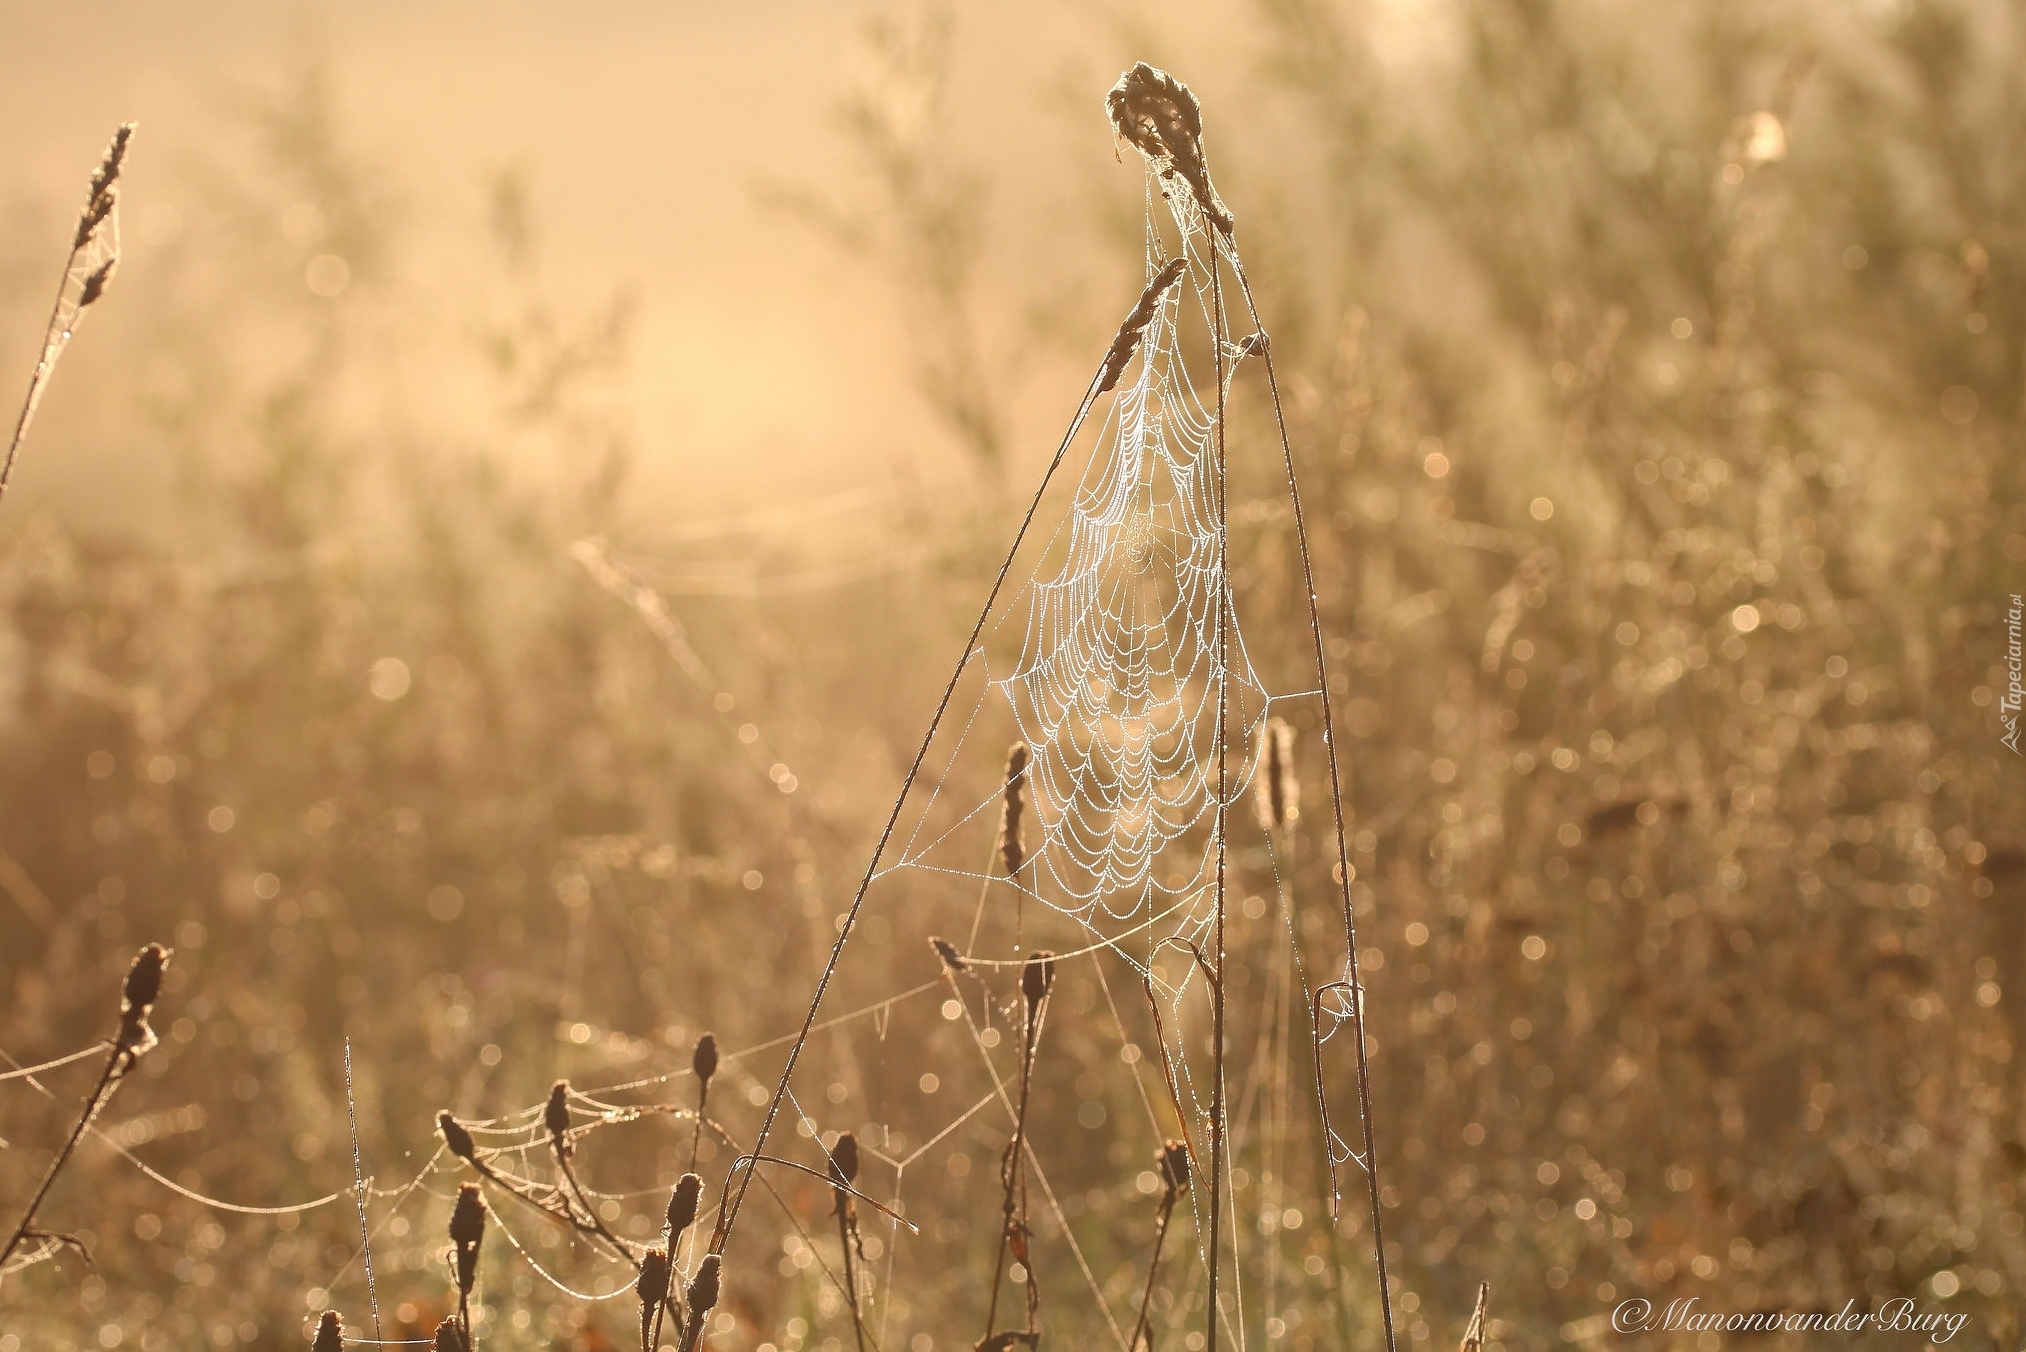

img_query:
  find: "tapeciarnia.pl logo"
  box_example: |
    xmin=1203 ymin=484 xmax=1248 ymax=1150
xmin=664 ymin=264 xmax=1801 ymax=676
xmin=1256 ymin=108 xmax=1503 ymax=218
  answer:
xmin=1612 ymin=1296 xmax=1969 ymax=1343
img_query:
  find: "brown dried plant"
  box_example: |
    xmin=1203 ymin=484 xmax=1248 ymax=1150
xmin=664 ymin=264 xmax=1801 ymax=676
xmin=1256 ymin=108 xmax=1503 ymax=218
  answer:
xmin=2 ymin=122 xmax=133 ymax=504
xmin=0 ymin=943 xmax=170 ymax=1282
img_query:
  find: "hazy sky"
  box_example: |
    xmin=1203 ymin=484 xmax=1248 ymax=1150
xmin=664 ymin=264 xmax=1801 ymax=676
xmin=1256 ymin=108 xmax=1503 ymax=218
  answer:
xmin=0 ymin=2 xmax=1274 ymax=530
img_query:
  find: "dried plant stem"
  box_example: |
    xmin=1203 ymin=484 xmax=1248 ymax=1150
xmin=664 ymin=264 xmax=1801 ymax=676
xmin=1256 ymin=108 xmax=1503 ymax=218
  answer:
xmin=0 ymin=1049 xmax=119 ymax=1277
xmin=1226 ymin=248 xmax=1397 ymax=1352
xmin=441 ymin=1112 xmax=635 ymax=1267
xmin=983 ymin=958 xmax=1051 ymax=1342
xmin=0 ymin=944 xmax=166 ymax=1282
xmin=1206 ymin=217 xmax=1233 ymax=1352
xmin=342 ymin=1040 xmax=384 ymax=1347
xmin=1126 ymin=1153 xmax=1185 ymax=1352
xmin=1126 ymin=1196 xmax=1176 ymax=1352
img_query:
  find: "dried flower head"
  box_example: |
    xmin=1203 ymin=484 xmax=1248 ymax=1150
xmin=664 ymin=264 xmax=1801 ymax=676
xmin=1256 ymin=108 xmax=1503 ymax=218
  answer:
xmin=115 ymin=943 xmax=171 ymax=1064
xmin=544 ymin=1080 xmax=572 ymax=1153
xmin=438 ymin=1110 xmax=476 ymax=1163
xmin=692 ymin=1032 xmax=718 ymax=1088
xmin=829 ymin=1131 xmax=860 ymax=1189
xmin=638 ymin=1246 xmax=672 ymax=1305
xmin=665 ymin=1172 xmax=702 ymax=1239
xmin=1106 ymin=63 xmax=1231 ymax=234
xmin=685 ymin=1252 xmax=722 ymax=1316
xmin=123 ymin=943 xmax=168 ymax=1009
xmin=432 ymin=1317 xmax=467 ymax=1352
xmin=1021 ymin=950 xmax=1057 ymax=1016
xmin=312 ymin=1311 xmax=343 ymax=1352
xmin=449 ymin=1182 xmax=487 ymax=1296
xmin=997 ymin=742 xmax=1029 ymax=876
xmin=1159 ymin=1139 xmax=1190 ymax=1196
xmin=1252 ymin=717 xmax=1298 ymax=833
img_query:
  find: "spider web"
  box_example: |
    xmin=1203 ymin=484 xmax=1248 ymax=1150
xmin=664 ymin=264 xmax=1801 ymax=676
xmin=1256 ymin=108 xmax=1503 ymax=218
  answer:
xmin=272 ymin=77 xmax=1382 ymax=1352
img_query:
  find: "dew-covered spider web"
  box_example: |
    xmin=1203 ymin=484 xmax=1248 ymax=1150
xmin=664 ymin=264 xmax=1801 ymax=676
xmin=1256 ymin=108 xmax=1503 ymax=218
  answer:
xmin=252 ymin=63 xmax=1394 ymax=1352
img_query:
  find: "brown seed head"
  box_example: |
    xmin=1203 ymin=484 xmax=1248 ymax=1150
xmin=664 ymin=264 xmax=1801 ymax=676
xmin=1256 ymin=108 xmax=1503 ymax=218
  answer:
xmin=74 ymin=123 xmax=134 ymax=249
xmin=829 ymin=1131 xmax=860 ymax=1189
xmin=123 ymin=943 xmax=169 ymax=1012
xmin=432 ymin=1315 xmax=468 ymax=1352
xmin=1096 ymin=256 xmax=1189 ymax=396
xmin=77 ymin=257 xmax=118 ymax=309
xmin=312 ymin=1311 xmax=343 ymax=1352
xmin=1021 ymin=950 xmax=1056 ymax=1015
xmin=1253 ymin=717 xmax=1298 ymax=834
xmin=685 ymin=1252 xmax=722 ymax=1315
xmin=450 ymin=1182 xmax=487 ymax=1294
xmin=438 ymin=1111 xmax=476 ymax=1162
xmin=1106 ymin=63 xmax=1231 ymax=234
xmin=998 ymin=742 xmax=1028 ymax=877
xmin=666 ymin=1172 xmax=702 ymax=1238
xmin=544 ymin=1080 xmax=571 ymax=1148
xmin=637 ymin=1247 xmax=672 ymax=1305
xmin=1159 ymin=1139 xmax=1190 ymax=1195
xmin=930 ymin=936 xmax=968 ymax=973
xmin=692 ymin=1032 xmax=718 ymax=1089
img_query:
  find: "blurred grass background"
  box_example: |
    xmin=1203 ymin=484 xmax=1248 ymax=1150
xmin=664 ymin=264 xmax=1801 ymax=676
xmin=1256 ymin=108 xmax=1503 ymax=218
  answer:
xmin=1 ymin=1 xmax=2023 ymax=1349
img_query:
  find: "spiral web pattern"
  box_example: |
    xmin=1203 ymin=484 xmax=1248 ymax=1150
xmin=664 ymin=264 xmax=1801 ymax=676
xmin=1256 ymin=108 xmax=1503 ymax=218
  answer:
xmin=274 ymin=115 xmax=1372 ymax=1352
xmin=932 ymin=231 xmax=1270 ymax=934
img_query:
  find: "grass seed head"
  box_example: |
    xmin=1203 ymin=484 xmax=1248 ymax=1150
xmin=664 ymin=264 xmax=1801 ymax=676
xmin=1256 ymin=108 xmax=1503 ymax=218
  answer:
xmin=432 ymin=1316 xmax=468 ymax=1352
xmin=438 ymin=1110 xmax=476 ymax=1163
xmin=692 ymin=1032 xmax=718 ymax=1089
xmin=450 ymin=1182 xmax=487 ymax=1295
xmin=545 ymin=1080 xmax=571 ymax=1150
xmin=930 ymin=935 xmax=968 ymax=973
xmin=77 ymin=258 xmax=118 ymax=309
xmin=998 ymin=742 xmax=1028 ymax=876
xmin=829 ymin=1131 xmax=860 ymax=1188
xmin=122 ymin=943 xmax=169 ymax=1012
xmin=312 ymin=1311 xmax=343 ymax=1352
xmin=1105 ymin=63 xmax=1231 ymax=233
xmin=638 ymin=1246 xmax=672 ymax=1305
xmin=115 ymin=942 xmax=171 ymax=1062
xmin=1252 ymin=717 xmax=1298 ymax=833
xmin=1097 ymin=256 xmax=1189 ymax=395
xmin=666 ymin=1172 xmax=702 ymax=1238
xmin=1159 ymin=1139 xmax=1189 ymax=1196
xmin=74 ymin=123 xmax=134 ymax=249
xmin=685 ymin=1252 xmax=722 ymax=1315
xmin=1021 ymin=950 xmax=1056 ymax=1016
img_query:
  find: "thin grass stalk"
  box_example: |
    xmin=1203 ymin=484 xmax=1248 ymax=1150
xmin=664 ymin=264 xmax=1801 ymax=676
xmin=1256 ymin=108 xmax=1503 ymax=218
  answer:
xmin=1226 ymin=250 xmax=1398 ymax=1352
xmin=438 ymin=1110 xmax=634 ymax=1266
xmin=1126 ymin=1142 xmax=1189 ymax=1351
xmin=828 ymin=1132 xmax=866 ymax=1352
xmin=342 ymin=1038 xmax=383 ymax=1347
xmin=983 ymin=953 xmax=1053 ymax=1342
xmin=0 ymin=943 xmax=167 ymax=1282
xmin=1207 ymin=182 xmax=1234 ymax=1352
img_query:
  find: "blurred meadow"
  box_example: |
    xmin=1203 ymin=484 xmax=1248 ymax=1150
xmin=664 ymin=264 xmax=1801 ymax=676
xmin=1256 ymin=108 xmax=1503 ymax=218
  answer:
xmin=2 ymin=2 xmax=2023 ymax=1351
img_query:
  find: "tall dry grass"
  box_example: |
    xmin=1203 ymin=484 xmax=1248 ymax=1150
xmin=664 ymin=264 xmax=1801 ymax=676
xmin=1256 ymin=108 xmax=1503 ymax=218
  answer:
xmin=2 ymin=2 xmax=2023 ymax=1350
